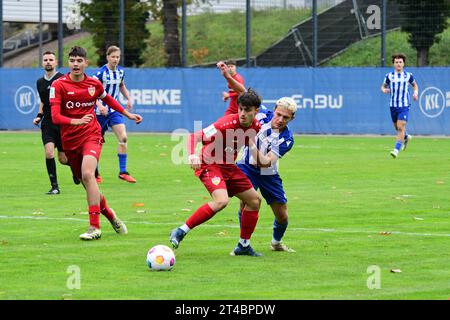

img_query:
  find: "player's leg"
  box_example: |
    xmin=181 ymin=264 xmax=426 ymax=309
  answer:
xmin=231 ymin=187 xmax=262 ymax=256
xmin=98 ymin=192 xmax=128 ymax=235
xmin=170 ymin=188 xmax=229 ymax=249
xmin=111 ymin=114 xmax=136 ymax=183
xmin=389 ymin=108 xmax=401 ymax=158
xmin=392 ymin=119 xmax=407 ymax=158
xmin=236 ymin=163 xmax=259 ymax=227
xmin=94 ymin=114 xmax=108 ymax=183
xmin=43 ymin=141 xmax=60 ymax=194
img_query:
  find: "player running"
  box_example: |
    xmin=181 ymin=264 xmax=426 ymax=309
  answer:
xmin=381 ymin=53 xmax=419 ymax=159
xmin=237 ymin=97 xmax=298 ymax=252
xmin=93 ymin=45 xmax=136 ymax=183
xmin=170 ymin=89 xmax=264 ymax=256
xmin=50 ymin=46 xmax=143 ymax=240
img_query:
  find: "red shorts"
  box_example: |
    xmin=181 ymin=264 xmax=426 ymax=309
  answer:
xmin=65 ymin=138 xmax=103 ymax=179
xmin=195 ymin=164 xmax=253 ymax=197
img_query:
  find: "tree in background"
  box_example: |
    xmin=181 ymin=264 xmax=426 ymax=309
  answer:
xmin=80 ymin=0 xmax=150 ymax=67
xmin=396 ymin=0 xmax=450 ymax=66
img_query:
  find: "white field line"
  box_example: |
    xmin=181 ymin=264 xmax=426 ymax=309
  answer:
xmin=1 ymin=215 xmax=449 ymax=238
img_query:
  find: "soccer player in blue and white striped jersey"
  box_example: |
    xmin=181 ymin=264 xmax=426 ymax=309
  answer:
xmin=237 ymin=97 xmax=297 ymax=252
xmin=381 ymin=53 xmax=419 ymax=158
xmin=93 ymin=46 xmax=136 ymax=183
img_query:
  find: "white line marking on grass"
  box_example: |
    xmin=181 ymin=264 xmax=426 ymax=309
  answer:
xmin=1 ymin=215 xmax=450 ymax=238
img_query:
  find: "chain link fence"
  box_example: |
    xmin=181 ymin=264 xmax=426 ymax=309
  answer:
xmin=1 ymin=0 xmax=449 ymax=67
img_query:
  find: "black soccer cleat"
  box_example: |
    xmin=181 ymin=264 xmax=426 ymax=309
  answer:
xmin=46 ymin=187 xmax=60 ymax=195
xmin=169 ymin=228 xmax=186 ymax=249
xmin=72 ymin=175 xmax=81 ymax=185
xmin=230 ymin=243 xmax=262 ymax=257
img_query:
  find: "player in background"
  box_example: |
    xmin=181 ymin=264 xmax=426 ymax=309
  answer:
xmin=170 ymin=89 xmax=264 ymax=256
xmin=237 ymin=97 xmax=297 ymax=252
xmin=50 ymin=46 xmax=142 ymax=240
xmin=33 ymin=51 xmax=68 ymax=194
xmin=93 ymin=45 xmax=136 ymax=183
xmin=381 ymin=53 xmax=419 ymax=159
xmin=217 ymin=59 xmax=246 ymax=115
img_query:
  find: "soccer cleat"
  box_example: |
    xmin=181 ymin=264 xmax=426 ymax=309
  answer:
xmin=96 ymin=175 xmax=103 ymax=183
xmin=390 ymin=149 xmax=399 ymax=158
xmin=79 ymin=226 xmax=102 ymax=240
xmin=110 ymin=216 xmax=128 ymax=235
xmin=72 ymin=175 xmax=81 ymax=185
xmin=402 ymin=135 xmax=412 ymax=151
xmin=46 ymin=187 xmax=60 ymax=195
xmin=169 ymin=228 xmax=186 ymax=249
xmin=119 ymin=172 xmax=136 ymax=183
xmin=230 ymin=243 xmax=262 ymax=257
xmin=270 ymin=242 xmax=296 ymax=253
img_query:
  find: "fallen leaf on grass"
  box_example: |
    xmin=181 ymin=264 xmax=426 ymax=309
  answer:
xmin=187 ymin=200 xmax=195 ymax=204
xmin=32 ymin=211 xmax=44 ymax=216
xmin=216 ymin=230 xmax=229 ymax=236
xmin=136 ymin=210 xmax=147 ymax=213
xmin=379 ymin=231 xmax=392 ymax=235
xmin=436 ymin=180 xmax=445 ymax=185
xmin=181 ymin=208 xmax=191 ymax=212
xmin=1 ymin=240 xmax=8 ymax=245
xmin=413 ymin=217 xmax=424 ymax=221
xmin=390 ymin=269 xmax=402 ymax=273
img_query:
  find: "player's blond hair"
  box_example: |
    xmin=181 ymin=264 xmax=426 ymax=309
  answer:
xmin=107 ymin=45 xmax=121 ymax=56
xmin=275 ymin=97 xmax=297 ymax=116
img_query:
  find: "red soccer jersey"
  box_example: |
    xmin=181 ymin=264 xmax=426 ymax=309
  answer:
xmin=50 ymin=73 xmax=107 ymax=150
xmin=225 ymin=73 xmax=245 ymax=115
xmin=198 ymin=114 xmax=261 ymax=166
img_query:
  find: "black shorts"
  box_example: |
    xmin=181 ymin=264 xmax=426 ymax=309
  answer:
xmin=41 ymin=122 xmax=63 ymax=151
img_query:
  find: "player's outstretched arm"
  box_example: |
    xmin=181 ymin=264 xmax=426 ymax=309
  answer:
xmin=100 ymin=93 xmax=142 ymax=124
xmin=217 ymin=61 xmax=246 ymax=95
xmin=248 ymin=140 xmax=278 ymax=168
xmin=187 ymin=131 xmax=202 ymax=170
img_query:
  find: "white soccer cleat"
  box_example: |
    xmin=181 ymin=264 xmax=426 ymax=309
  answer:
xmin=402 ymin=135 xmax=412 ymax=151
xmin=270 ymin=242 xmax=296 ymax=253
xmin=111 ymin=216 xmax=128 ymax=235
xmin=390 ymin=149 xmax=399 ymax=158
xmin=79 ymin=226 xmax=102 ymax=240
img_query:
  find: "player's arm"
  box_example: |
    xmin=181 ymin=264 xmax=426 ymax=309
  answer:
xmin=33 ymin=102 xmax=44 ymax=125
xmin=247 ymin=139 xmax=279 ymax=168
xmin=119 ymin=80 xmax=133 ymax=110
xmin=187 ymin=131 xmax=203 ymax=170
xmin=50 ymin=85 xmax=94 ymax=126
xmin=411 ymin=80 xmax=419 ymax=101
xmin=96 ymin=100 xmax=108 ymax=116
xmin=99 ymin=92 xmax=142 ymax=124
xmin=217 ymin=61 xmax=246 ymax=95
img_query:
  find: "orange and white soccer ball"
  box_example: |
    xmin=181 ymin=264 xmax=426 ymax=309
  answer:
xmin=146 ymin=245 xmax=176 ymax=271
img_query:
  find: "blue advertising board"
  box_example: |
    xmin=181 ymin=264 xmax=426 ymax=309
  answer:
xmin=1 ymin=67 xmax=449 ymax=135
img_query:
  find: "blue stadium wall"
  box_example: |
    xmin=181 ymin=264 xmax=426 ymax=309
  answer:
xmin=1 ymin=67 xmax=449 ymax=135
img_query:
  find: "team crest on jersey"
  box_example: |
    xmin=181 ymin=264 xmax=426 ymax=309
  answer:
xmin=49 ymin=87 xmax=55 ymax=99
xmin=211 ymin=176 xmax=221 ymax=186
xmin=88 ymin=86 xmax=96 ymax=96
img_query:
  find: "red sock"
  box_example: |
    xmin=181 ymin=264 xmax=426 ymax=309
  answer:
xmin=186 ymin=203 xmax=216 ymax=229
xmin=100 ymin=194 xmax=116 ymax=222
xmin=88 ymin=205 xmax=101 ymax=229
xmin=240 ymin=209 xmax=259 ymax=240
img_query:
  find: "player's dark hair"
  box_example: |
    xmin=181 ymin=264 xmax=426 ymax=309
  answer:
xmin=237 ymin=88 xmax=261 ymax=110
xmin=68 ymin=46 xmax=87 ymax=59
xmin=392 ymin=53 xmax=406 ymax=63
xmin=225 ymin=59 xmax=237 ymax=66
xmin=43 ymin=51 xmax=56 ymax=57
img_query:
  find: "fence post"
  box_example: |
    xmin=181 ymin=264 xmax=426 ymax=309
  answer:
xmin=0 ymin=0 xmax=3 ymax=67
xmin=181 ymin=0 xmax=187 ymax=67
xmin=39 ymin=0 xmax=43 ymax=63
xmin=246 ymin=0 xmax=251 ymax=67
xmin=120 ymin=0 xmax=125 ymax=66
xmin=381 ymin=0 xmax=386 ymax=67
xmin=312 ymin=0 xmax=317 ymax=67
xmin=58 ymin=0 xmax=63 ymax=68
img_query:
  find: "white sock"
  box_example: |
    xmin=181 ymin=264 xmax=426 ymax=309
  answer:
xmin=180 ymin=224 xmax=190 ymax=233
xmin=239 ymin=238 xmax=250 ymax=247
xmin=271 ymin=239 xmax=281 ymax=245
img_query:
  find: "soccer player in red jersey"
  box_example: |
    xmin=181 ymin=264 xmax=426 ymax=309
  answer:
xmin=217 ymin=60 xmax=246 ymax=115
xmin=50 ymin=46 xmax=143 ymax=240
xmin=170 ymin=89 xmax=264 ymax=256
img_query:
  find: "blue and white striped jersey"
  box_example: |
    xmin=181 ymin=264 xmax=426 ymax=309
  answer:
xmin=383 ymin=71 xmax=416 ymax=108
xmin=93 ymin=64 xmax=125 ymax=114
xmin=238 ymin=106 xmax=295 ymax=175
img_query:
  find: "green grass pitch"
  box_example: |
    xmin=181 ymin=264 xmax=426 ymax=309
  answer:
xmin=0 ymin=132 xmax=449 ymax=300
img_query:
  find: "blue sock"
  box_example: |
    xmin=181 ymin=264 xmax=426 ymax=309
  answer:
xmin=273 ymin=219 xmax=288 ymax=242
xmin=118 ymin=154 xmax=127 ymax=173
xmin=395 ymin=141 xmax=402 ymax=151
